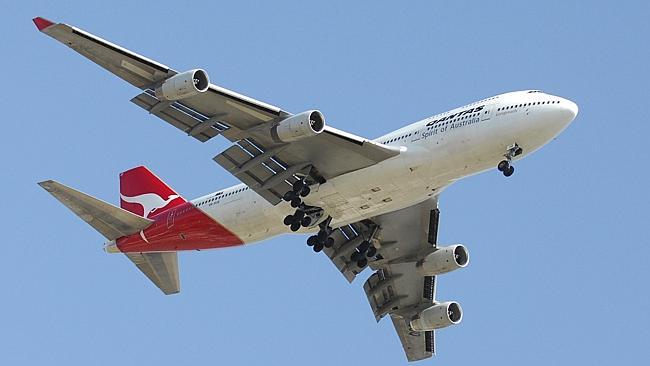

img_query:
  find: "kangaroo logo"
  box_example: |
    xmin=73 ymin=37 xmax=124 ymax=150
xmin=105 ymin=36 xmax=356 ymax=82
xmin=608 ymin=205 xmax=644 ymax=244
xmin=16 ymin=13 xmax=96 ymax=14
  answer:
xmin=120 ymin=192 xmax=180 ymax=218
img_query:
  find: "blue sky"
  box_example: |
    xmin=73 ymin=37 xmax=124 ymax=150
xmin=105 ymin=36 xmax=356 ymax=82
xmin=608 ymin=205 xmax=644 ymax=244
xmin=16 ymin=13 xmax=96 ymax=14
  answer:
xmin=2 ymin=1 xmax=649 ymax=365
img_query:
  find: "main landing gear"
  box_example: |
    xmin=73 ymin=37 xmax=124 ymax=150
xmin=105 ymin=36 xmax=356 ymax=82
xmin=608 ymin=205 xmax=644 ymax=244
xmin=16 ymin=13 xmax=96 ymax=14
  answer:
xmin=306 ymin=216 xmax=334 ymax=253
xmin=282 ymin=177 xmax=316 ymax=231
xmin=350 ymin=238 xmax=378 ymax=268
xmin=497 ymin=143 xmax=523 ymax=177
xmin=282 ymin=175 xmax=326 ymax=233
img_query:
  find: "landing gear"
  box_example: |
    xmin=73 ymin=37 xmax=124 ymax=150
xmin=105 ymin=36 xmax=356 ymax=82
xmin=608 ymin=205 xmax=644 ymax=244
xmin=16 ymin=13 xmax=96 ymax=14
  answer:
xmin=497 ymin=160 xmax=515 ymax=177
xmin=283 ymin=178 xmax=315 ymax=208
xmin=350 ymin=239 xmax=378 ymax=268
xmin=305 ymin=216 xmax=334 ymax=251
xmin=497 ymin=143 xmax=523 ymax=177
xmin=282 ymin=176 xmax=322 ymax=231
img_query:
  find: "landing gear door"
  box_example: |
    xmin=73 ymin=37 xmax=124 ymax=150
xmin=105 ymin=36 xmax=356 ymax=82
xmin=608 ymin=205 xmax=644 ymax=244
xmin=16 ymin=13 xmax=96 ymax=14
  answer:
xmin=411 ymin=129 xmax=422 ymax=143
xmin=480 ymin=104 xmax=493 ymax=122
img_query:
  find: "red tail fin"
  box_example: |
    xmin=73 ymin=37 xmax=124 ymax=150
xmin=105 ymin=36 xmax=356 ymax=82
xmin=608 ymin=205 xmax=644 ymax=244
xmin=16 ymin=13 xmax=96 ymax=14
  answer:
xmin=119 ymin=166 xmax=186 ymax=218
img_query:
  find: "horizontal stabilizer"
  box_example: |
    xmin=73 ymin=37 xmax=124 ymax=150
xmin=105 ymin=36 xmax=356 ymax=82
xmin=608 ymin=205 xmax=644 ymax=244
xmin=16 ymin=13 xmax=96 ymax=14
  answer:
xmin=38 ymin=180 xmax=153 ymax=240
xmin=125 ymin=252 xmax=180 ymax=295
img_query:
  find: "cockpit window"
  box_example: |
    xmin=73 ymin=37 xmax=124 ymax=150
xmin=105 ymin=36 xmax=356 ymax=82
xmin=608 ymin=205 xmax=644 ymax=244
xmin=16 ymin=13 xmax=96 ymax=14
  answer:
xmin=527 ymin=90 xmax=542 ymax=93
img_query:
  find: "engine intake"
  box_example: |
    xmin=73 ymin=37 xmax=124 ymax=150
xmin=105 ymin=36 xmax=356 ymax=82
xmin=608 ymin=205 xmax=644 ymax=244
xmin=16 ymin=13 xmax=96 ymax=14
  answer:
xmin=416 ymin=244 xmax=469 ymax=276
xmin=410 ymin=302 xmax=463 ymax=331
xmin=273 ymin=110 xmax=325 ymax=143
xmin=155 ymin=69 xmax=210 ymax=101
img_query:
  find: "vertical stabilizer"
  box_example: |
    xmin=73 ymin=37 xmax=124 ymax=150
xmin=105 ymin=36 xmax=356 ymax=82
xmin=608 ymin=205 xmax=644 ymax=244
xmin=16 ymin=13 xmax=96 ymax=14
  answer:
xmin=119 ymin=166 xmax=186 ymax=218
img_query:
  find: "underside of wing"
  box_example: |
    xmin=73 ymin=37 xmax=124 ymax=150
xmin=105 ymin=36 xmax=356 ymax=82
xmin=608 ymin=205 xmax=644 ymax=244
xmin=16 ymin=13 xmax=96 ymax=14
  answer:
xmin=35 ymin=17 xmax=400 ymax=206
xmin=318 ymin=197 xmax=466 ymax=361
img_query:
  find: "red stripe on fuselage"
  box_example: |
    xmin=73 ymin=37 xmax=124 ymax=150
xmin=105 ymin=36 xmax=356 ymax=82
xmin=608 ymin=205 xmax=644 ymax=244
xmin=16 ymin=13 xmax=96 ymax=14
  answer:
xmin=116 ymin=202 xmax=243 ymax=252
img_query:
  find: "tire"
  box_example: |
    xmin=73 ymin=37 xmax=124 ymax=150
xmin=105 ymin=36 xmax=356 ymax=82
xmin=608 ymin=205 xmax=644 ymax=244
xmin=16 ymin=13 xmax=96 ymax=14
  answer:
xmin=301 ymin=216 xmax=312 ymax=227
xmin=324 ymin=237 xmax=335 ymax=248
xmin=292 ymin=180 xmax=304 ymax=192
xmin=307 ymin=236 xmax=319 ymax=246
xmin=313 ymin=243 xmax=324 ymax=252
xmin=290 ymin=222 xmax=301 ymax=232
xmin=497 ymin=160 xmax=509 ymax=172
xmin=357 ymin=258 xmax=368 ymax=268
xmin=283 ymin=191 xmax=295 ymax=202
xmin=358 ymin=240 xmax=371 ymax=253
xmin=283 ymin=215 xmax=294 ymax=226
xmin=290 ymin=197 xmax=302 ymax=208
xmin=351 ymin=251 xmax=362 ymax=262
xmin=504 ymin=166 xmax=515 ymax=177
xmin=293 ymin=210 xmax=305 ymax=221
xmin=366 ymin=246 xmax=377 ymax=257
xmin=317 ymin=230 xmax=329 ymax=242
xmin=300 ymin=186 xmax=311 ymax=197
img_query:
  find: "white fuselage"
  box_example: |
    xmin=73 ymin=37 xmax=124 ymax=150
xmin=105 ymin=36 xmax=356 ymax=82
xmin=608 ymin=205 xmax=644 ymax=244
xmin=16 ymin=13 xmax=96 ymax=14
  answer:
xmin=191 ymin=90 xmax=578 ymax=243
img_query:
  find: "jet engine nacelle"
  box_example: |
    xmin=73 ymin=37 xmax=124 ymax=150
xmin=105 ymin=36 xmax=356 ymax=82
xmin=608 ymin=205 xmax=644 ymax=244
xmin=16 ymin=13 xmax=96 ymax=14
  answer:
xmin=416 ymin=244 xmax=469 ymax=276
xmin=273 ymin=110 xmax=325 ymax=143
xmin=410 ymin=302 xmax=463 ymax=331
xmin=155 ymin=69 xmax=210 ymax=101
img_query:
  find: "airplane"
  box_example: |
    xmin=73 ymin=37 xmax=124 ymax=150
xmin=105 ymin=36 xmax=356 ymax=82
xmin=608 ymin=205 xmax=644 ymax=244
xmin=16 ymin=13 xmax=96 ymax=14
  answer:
xmin=33 ymin=16 xmax=578 ymax=362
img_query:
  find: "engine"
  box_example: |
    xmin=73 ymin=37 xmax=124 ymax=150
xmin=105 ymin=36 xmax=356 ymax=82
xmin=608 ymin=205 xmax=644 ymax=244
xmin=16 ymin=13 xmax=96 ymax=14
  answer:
xmin=155 ymin=69 xmax=210 ymax=101
xmin=410 ymin=302 xmax=463 ymax=331
xmin=416 ymin=244 xmax=469 ymax=276
xmin=272 ymin=110 xmax=325 ymax=143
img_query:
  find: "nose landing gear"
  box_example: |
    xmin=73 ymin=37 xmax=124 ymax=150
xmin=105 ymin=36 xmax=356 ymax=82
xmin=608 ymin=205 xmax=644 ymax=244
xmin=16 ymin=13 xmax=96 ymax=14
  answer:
xmin=497 ymin=143 xmax=522 ymax=177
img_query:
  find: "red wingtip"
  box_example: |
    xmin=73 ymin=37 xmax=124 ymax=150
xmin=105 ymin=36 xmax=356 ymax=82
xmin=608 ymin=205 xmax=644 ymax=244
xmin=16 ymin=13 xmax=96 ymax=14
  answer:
xmin=32 ymin=17 xmax=55 ymax=31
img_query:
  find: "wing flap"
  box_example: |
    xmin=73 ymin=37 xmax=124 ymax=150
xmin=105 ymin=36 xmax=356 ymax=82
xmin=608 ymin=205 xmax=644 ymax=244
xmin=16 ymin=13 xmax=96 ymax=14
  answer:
xmin=125 ymin=252 xmax=180 ymax=295
xmin=38 ymin=180 xmax=153 ymax=241
xmin=213 ymin=140 xmax=310 ymax=204
xmin=131 ymin=90 xmax=228 ymax=142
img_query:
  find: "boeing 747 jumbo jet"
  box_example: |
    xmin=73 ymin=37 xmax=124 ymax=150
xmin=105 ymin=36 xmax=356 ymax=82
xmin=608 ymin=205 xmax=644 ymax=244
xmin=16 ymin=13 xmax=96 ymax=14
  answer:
xmin=33 ymin=17 xmax=578 ymax=361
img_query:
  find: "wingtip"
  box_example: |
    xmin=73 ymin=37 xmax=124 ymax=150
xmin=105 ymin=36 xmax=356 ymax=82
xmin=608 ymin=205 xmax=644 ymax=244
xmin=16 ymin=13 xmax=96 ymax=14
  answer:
xmin=33 ymin=17 xmax=55 ymax=31
xmin=37 ymin=180 xmax=55 ymax=190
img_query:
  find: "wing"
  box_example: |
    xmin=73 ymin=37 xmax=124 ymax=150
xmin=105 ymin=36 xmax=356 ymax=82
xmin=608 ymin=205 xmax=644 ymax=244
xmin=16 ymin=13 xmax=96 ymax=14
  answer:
xmin=35 ymin=17 xmax=399 ymax=204
xmin=322 ymin=198 xmax=442 ymax=361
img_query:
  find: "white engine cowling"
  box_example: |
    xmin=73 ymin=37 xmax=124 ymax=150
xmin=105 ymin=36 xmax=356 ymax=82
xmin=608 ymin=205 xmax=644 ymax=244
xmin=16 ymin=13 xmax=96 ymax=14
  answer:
xmin=416 ymin=244 xmax=469 ymax=276
xmin=272 ymin=110 xmax=325 ymax=143
xmin=410 ymin=302 xmax=463 ymax=331
xmin=155 ymin=69 xmax=210 ymax=101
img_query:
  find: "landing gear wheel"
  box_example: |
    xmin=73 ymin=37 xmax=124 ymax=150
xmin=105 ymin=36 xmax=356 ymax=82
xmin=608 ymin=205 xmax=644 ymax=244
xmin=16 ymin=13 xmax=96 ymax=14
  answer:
xmin=351 ymin=251 xmax=362 ymax=262
xmin=497 ymin=160 xmax=510 ymax=172
xmin=358 ymin=240 xmax=371 ymax=254
xmin=292 ymin=180 xmax=305 ymax=193
xmin=503 ymin=166 xmax=515 ymax=177
xmin=283 ymin=191 xmax=295 ymax=202
xmin=283 ymin=215 xmax=294 ymax=226
xmin=307 ymin=235 xmax=319 ymax=247
xmin=324 ymin=237 xmax=335 ymax=248
xmin=357 ymin=258 xmax=368 ymax=268
xmin=313 ymin=243 xmax=324 ymax=252
xmin=290 ymin=222 xmax=301 ymax=231
xmin=290 ymin=197 xmax=302 ymax=208
xmin=293 ymin=210 xmax=305 ymax=221
xmin=366 ymin=246 xmax=377 ymax=257
xmin=301 ymin=217 xmax=312 ymax=227
xmin=300 ymin=186 xmax=311 ymax=197
xmin=317 ymin=230 xmax=329 ymax=242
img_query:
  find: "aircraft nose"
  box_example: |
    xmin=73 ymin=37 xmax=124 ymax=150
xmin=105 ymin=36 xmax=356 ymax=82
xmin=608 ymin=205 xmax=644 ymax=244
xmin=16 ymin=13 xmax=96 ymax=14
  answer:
xmin=560 ymin=98 xmax=579 ymax=123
